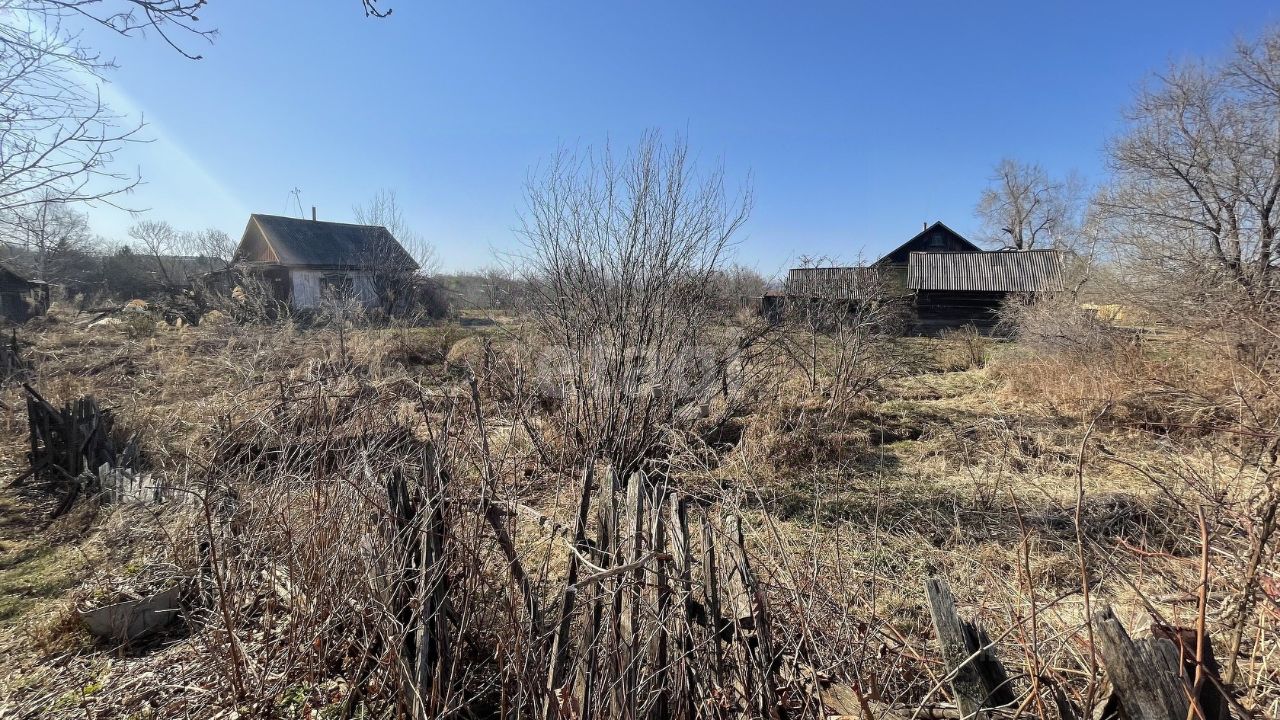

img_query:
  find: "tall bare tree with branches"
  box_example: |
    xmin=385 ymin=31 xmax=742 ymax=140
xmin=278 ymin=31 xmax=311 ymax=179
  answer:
xmin=5 ymin=192 xmax=93 ymax=283
xmin=976 ymin=158 xmax=1084 ymax=250
xmin=352 ymin=188 xmax=439 ymax=276
xmin=0 ymin=2 xmax=388 ymax=234
xmin=127 ymin=219 xmax=180 ymax=288
xmin=1102 ymin=27 xmax=1280 ymax=301
xmin=0 ymin=2 xmax=219 ymax=227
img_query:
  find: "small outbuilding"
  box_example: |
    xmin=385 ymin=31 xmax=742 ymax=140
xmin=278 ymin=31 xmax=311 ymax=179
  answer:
xmin=225 ymin=213 xmax=419 ymax=311
xmin=0 ymin=264 xmax=50 ymax=323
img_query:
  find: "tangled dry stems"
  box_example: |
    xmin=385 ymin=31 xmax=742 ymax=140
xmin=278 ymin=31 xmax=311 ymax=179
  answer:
xmin=0 ymin=300 xmax=1276 ymax=718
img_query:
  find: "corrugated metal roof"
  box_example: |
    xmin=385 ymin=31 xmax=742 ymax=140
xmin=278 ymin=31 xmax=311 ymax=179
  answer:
xmin=786 ymin=266 xmax=883 ymax=299
xmin=238 ymin=214 xmax=418 ymax=270
xmin=907 ymin=250 xmax=1064 ymax=292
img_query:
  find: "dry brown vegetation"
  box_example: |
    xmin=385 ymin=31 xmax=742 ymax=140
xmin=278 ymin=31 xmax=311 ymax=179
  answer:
xmin=0 ymin=290 xmax=1274 ymax=719
xmin=5 ymin=31 xmax=1280 ymax=711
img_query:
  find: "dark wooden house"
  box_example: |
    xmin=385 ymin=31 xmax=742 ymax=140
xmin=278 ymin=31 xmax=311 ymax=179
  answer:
xmin=0 ymin=264 xmax=50 ymax=323
xmin=784 ymin=222 xmax=981 ymax=297
xmin=773 ymin=222 xmax=1064 ymax=333
xmin=907 ymin=249 xmax=1064 ymax=333
xmin=226 ymin=213 xmax=418 ymax=310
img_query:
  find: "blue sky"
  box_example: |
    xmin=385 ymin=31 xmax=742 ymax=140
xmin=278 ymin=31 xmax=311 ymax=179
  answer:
xmin=80 ymin=1 xmax=1278 ymax=274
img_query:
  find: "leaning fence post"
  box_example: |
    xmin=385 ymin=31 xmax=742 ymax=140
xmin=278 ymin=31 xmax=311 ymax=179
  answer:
xmin=543 ymin=465 xmax=594 ymax=720
xmin=1091 ymin=604 xmax=1190 ymax=720
xmin=924 ymin=578 xmax=1012 ymax=720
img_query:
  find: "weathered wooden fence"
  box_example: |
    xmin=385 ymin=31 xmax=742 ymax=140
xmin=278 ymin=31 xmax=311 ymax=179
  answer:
xmin=17 ymin=385 xmax=141 ymax=517
xmin=375 ymin=457 xmax=1242 ymax=719
xmin=0 ymin=329 xmax=31 ymax=384
xmin=380 ymin=459 xmax=791 ymax=719
xmin=550 ymin=469 xmax=782 ymax=720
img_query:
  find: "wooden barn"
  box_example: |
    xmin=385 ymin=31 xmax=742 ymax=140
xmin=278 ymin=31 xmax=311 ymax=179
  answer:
xmin=225 ymin=213 xmax=418 ymax=310
xmin=907 ymin=249 xmax=1064 ymax=333
xmin=0 ymin=264 xmax=50 ymax=323
xmin=770 ymin=222 xmax=1064 ymax=334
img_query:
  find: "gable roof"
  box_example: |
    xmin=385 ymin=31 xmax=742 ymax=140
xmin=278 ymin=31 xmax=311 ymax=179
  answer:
xmin=0 ymin=262 xmax=42 ymax=290
xmin=233 ymin=213 xmax=418 ymax=270
xmin=874 ymin=221 xmax=981 ymax=266
xmin=907 ymin=250 xmax=1064 ymax=292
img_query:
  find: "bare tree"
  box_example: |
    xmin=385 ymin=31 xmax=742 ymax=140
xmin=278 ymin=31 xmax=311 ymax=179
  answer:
xmin=128 ymin=219 xmax=179 ymax=287
xmin=0 ymin=1 xmax=219 ymax=228
xmin=353 ymin=188 xmax=439 ymax=275
xmin=976 ymin=158 xmax=1084 ymax=250
xmin=179 ymin=227 xmax=235 ymax=269
xmin=6 ymin=194 xmax=93 ymax=282
xmin=517 ymin=132 xmax=753 ymax=472
xmin=1102 ymin=27 xmax=1280 ymax=301
xmin=0 ymin=2 xmax=382 ymax=231
xmin=1092 ymin=31 xmax=1280 ymax=679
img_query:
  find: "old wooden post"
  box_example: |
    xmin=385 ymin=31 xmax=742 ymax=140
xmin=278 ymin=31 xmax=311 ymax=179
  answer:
xmin=416 ymin=447 xmax=450 ymax=717
xmin=924 ymin=578 xmax=1013 ymax=720
xmin=573 ymin=467 xmax=618 ymax=718
xmin=1092 ymin=604 xmax=1190 ymax=720
xmin=699 ymin=511 xmax=726 ymax=690
xmin=667 ymin=493 xmax=696 ymax=720
xmin=722 ymin=513 xmax=778 ymax=717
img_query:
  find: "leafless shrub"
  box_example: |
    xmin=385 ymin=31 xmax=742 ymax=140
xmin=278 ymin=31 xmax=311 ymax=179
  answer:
xmin=512 ymin=132 xmax=760 ymax=473
xmin=353 ymin=188 xmax=439 ymax=277
xmin=771 ymin=256 xmax=906 ymax=408
xmin=938 ymin=324 xmax=990 ymax=369
xmin=998 ymin=291 xmax=1135 ymax=363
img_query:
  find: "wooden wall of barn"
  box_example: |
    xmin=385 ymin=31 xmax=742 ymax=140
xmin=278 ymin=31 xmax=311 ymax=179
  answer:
xmin=911 ymin=290 xmax=1007 ymax=335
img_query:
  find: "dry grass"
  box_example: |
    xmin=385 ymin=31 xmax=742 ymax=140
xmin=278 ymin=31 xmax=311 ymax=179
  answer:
xmin=0 ymin=304 xmax=1275 ymax=718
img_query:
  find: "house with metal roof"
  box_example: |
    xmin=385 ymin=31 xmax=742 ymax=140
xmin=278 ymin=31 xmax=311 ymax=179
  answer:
xmin=907 ymin=249 xmax=1064 ymax=332
xmin=773 ymin=222 xmax=1064 ymax=333
xmin=227 ymin=212 xmax=419 ymax=310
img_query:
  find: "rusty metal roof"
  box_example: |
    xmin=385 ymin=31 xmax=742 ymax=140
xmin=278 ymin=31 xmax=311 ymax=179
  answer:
xmin=907 ymin=250 xmax=1064 ymax=292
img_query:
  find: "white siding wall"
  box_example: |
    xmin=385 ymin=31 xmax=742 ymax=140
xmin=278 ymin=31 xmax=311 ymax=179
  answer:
xmin=351 ymin=273 xmax=379 ymax=308
xmin=291 ymin=270 xmax=322 ymax=308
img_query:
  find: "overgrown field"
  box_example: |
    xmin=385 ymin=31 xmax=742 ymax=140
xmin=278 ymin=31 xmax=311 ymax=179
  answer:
xmin=0 ymin=305 xmax=1275 ymax=719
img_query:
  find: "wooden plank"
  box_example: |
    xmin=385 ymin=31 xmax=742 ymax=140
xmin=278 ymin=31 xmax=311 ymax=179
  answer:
xmin=575 ymin=467 xmax=618 ymax=718
xmin=648 ymin=484 xmax=670 ymax=720
xmin=722 ymin=513 xmax=778 ymax=717
xmin=612 ymin=472 xmax=647 ymax=720
xmin=543 ymin=465 xmax=595 ymax=720
xmin=700 ymin=512 xmax=726 ymax=691
xmin=668 ymin=493 xmax=697 ymax=720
